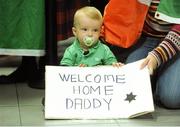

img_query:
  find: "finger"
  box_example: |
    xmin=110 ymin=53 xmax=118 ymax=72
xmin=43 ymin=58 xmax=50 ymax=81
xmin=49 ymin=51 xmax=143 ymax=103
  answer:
xmin=140 ymin=59 xmax=148 ymax=70
xmin=79 ymin=64 xmax=84 ymax=67
xmin=112 ymin=63 xmax=118 ymax=67
xmin=119 ymin=62 xmax=124 ymax=67
xmin=148 ymin=67 xmax=153 ymax=75
xmin=113 ymin=62 xmax=124 ymax=68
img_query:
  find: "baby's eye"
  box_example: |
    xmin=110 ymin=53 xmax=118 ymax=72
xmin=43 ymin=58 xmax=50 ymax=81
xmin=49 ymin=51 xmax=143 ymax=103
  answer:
xmin=81 ymin=28 xmax=87 ymax=31
xmin=93 ymin=29 xmax=99 ymax=32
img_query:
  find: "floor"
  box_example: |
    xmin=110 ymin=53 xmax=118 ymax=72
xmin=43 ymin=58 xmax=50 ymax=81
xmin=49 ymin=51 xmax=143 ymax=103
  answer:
xmin=0 ymin=64 xmax=180 ymax=126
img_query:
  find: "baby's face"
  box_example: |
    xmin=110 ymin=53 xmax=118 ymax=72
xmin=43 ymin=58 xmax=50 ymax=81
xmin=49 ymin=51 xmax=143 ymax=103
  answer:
xmin=72 ymin=15 xmax=102 ymax=49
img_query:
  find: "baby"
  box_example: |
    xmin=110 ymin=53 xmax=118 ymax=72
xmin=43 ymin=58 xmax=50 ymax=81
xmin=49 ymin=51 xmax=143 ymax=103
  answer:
xmin=60 ymin=6 xmax=122 ymax=67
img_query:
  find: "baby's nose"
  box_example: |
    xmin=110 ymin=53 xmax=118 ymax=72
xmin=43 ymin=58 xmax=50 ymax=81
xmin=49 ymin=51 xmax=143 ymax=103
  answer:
xmin=87 ymin=30 xmax=93 ymax=36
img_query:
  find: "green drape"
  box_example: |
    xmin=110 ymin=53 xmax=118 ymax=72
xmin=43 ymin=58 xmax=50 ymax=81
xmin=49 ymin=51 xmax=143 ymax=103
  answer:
xmin=0 ymin=0 xmax=45 ymax=56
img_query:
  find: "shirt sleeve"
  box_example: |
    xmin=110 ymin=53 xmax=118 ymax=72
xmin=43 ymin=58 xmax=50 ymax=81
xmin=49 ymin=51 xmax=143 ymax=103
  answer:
xmin=103 ymin=44 xmax=118 ymax=65
xmin=149 ymin=25 xmax=180 ymax=66
xmin=60 ymin=47 xmax=74 ymax=66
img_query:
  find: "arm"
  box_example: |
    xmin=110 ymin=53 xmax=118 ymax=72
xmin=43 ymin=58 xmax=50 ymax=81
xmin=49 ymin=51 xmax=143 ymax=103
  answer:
xmin=141 ymin=25 xmax=180 ymax=74
xmin=60 ymin=48 xmax=75 ymax=66
xmin=103 ymin=44 xmax=118 ymax=65
xmin=103 ymin=44 xmax=124 ymax=67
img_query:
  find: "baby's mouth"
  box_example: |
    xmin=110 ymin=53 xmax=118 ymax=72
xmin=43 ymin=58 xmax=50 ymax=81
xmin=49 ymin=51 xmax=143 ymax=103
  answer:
xmin=83 ymin=37 xmax=94 ymax=47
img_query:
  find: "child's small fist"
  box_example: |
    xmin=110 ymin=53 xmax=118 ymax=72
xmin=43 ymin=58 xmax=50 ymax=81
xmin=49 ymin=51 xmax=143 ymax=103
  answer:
xmin=112 ymin=62 xmax=124 ymax=68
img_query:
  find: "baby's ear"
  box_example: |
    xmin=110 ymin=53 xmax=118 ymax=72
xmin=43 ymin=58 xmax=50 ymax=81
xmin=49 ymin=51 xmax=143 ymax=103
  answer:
xmin=72 ymin=27 xmax=77 ymax=36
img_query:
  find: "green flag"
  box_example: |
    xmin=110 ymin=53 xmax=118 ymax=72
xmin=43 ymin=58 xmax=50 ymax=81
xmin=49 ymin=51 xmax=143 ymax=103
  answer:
xmin=0 ymin=0 xmax=45 ymax=56
xmin=155 ymin=0 xmax=180 ymax=24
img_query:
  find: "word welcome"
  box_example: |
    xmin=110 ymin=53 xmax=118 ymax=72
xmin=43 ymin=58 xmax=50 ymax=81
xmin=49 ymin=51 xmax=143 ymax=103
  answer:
xmin=58 ymin=73 xmax=125 ymax=84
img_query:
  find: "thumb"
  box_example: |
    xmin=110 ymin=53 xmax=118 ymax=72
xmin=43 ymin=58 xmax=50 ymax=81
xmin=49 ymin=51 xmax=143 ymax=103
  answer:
xmin=140 ymin=59 xmax=148 ymax=70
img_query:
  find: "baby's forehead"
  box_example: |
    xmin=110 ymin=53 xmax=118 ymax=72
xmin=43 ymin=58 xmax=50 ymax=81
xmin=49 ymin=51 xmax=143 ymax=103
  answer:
xmin=75 ymin=10 xmax=102 ymax=21
xmin=75 ymin=12 xmax=89 ymax=22
xmin=75 ymin=16 xmax=102 ymax=27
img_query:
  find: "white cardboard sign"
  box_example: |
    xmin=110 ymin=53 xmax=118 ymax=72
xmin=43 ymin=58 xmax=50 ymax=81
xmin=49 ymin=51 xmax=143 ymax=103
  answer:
xmin=45 ymin=60 xmax=154 ymax=119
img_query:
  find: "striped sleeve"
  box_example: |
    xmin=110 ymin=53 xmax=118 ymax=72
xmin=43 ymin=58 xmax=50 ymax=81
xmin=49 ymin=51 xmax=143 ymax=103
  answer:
xmin=149 ymin=25 xmax=180 ymax=66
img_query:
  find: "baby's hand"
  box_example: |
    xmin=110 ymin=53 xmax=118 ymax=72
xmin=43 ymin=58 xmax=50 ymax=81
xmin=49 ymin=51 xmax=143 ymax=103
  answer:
xmin=79 ymin=64 xmax=87 ymax=67
xmin=112 ymin=62 xmax=124 ymax=68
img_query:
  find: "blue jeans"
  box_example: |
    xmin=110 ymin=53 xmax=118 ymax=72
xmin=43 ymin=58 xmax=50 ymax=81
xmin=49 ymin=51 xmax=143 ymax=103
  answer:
xmin=126 ymin=35 xmax=180 ymax=109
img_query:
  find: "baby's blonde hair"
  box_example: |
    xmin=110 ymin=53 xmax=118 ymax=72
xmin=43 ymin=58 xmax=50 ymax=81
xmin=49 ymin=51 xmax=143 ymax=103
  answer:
xmin=73 ymin=6 xmax=102 ymax=27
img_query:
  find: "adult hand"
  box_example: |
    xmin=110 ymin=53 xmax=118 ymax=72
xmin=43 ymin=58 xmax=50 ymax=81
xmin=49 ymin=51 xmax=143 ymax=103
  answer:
xmin=140 ymin=54 xmax=158 ymax=75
